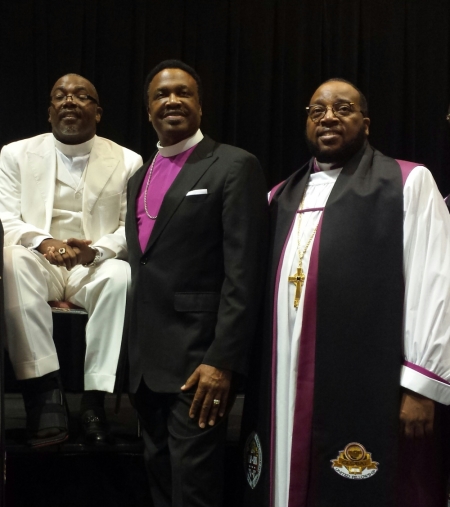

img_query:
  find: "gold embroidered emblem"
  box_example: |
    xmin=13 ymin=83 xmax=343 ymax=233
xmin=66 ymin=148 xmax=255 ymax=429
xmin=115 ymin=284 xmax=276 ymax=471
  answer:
xmin=331 ymin=442 xmax=379 ymax=480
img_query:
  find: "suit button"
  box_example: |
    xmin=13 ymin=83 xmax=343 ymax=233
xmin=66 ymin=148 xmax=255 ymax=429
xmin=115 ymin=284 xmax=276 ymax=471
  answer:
xmin=140 ymin=259 xmax=147 ymax=265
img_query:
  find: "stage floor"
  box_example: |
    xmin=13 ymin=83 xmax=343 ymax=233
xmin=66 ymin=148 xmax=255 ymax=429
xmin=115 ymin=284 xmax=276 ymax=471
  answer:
xmin=4 ymin=393 xmax=244 ymax=506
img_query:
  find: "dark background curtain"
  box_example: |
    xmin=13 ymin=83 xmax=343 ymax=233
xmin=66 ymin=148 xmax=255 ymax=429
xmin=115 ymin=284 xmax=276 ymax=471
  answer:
xmin=1 ymin=0 xmax=449 ymax=193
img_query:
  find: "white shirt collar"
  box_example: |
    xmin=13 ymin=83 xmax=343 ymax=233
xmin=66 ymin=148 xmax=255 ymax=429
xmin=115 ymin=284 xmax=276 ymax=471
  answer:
xmin=53 ymin=135 xmax=96 ymax=158
xmin=157 ymin=130 xmax=204 ymax=158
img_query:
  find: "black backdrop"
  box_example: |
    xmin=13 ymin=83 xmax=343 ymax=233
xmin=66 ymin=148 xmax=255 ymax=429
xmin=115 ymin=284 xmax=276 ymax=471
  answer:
xmin=1 ymin=0 xmax=450 ymax=192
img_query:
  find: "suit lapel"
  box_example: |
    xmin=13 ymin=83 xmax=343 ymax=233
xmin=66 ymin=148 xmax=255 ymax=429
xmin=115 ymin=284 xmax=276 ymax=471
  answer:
xmin=143 ymin=137 xmax=217 ymax=254
xmin=83 ymin=138 xmax=119 ymax=215
xmin=28 ymin=136 xmax=57 ymax=231
xmin=127 ymin=161 xmax=150 ymax=252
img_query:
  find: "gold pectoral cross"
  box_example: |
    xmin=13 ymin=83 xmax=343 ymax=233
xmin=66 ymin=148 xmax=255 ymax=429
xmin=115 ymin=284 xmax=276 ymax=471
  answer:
xmin=288 ymin=266 xmax=305 ymax=309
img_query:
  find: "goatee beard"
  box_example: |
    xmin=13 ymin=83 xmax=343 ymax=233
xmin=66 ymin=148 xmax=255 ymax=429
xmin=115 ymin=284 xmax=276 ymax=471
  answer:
xmin=305 ymin=127 xmax=367 ymax=165
xmin=60 ymin=125 xmax=79 ymax=135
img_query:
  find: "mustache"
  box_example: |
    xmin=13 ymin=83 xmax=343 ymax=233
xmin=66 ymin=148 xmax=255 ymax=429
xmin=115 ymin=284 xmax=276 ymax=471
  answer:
xmin=317 ymin=127 xmax=342 ymax=136
xmin=59 ymin=109 xmax=80 ymax=117
xmin=162 ymin=108 xmax=186 ymax=118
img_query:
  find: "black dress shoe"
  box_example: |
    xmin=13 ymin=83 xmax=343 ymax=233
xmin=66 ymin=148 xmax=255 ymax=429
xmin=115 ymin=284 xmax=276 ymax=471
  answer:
xmin=81 ymin=407 xmax=113 ymax=444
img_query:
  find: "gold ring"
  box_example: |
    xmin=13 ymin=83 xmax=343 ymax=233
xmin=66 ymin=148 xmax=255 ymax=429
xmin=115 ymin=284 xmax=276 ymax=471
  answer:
xmin=58 ymin=248 xmax=66 ymax=255
xmin=213 ymin=399 xmax=220 ymax=406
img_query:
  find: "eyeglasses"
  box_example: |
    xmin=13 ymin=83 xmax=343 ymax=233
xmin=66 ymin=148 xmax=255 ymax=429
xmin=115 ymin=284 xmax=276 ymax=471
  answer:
xmin=306 ymin=101 xmax=362 ymax=123
xmin=50 ymin=93 xmax=99 ymax=106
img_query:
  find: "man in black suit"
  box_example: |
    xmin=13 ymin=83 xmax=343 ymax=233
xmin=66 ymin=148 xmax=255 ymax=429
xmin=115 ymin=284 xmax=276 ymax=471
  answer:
xmin=125 ymin=60 xmax=268 ymax=507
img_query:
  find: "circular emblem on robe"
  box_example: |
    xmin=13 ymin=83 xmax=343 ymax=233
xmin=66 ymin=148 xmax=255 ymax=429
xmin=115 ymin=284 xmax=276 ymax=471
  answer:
xmin=243 ymin=431 xmax=263 ymax=489
xmin=331 ymin=442 xmax=379 ymax=480
xmin=344 ymin=443 xmax=366 ymax=461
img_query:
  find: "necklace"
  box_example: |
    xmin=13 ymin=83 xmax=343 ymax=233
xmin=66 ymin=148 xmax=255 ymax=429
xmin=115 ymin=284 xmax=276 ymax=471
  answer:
xmin=288 ymin=192 xmax=319 ymax=309
xmin=144 ymin=153 xmax=159 ymax=220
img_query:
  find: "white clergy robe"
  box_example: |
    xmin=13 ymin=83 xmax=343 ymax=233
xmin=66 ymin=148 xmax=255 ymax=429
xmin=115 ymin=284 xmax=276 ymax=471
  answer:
xmin=274 ymin=162 xmax=450 ymax=507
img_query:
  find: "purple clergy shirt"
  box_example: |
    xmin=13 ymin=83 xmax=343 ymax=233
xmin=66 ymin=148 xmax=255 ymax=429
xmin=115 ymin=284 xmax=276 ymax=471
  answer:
xmin=136 ymin=145 xmax=197 ymax=252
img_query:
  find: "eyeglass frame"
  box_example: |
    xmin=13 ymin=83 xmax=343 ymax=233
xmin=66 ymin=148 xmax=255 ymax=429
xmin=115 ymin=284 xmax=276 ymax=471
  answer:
xmin=305 ymin=101 xmax=365 ymax=123
xmin=50 ymin=93 xmax=99 ymax=106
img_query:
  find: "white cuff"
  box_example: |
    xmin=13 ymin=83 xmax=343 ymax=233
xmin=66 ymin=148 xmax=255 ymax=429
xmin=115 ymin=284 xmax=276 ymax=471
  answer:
xmin=29 ymin=235 xmax=53 ymax=250
xmin=400 ymin=364 xmax=450 ymax=405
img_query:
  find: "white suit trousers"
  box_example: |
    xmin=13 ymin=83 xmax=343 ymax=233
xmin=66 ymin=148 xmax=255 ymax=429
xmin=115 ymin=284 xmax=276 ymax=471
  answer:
xmin=3 ymin=245 xmax=130 ymax=392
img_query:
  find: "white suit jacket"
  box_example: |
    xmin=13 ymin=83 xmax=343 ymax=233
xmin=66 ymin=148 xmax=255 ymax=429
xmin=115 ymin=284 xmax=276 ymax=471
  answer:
xmin=0 ymin=133 xmax=143 ymax=260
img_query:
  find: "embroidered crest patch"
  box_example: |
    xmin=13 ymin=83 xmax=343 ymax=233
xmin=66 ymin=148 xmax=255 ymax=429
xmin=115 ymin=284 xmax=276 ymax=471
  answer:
xmin=331 ymin=442 xmax=379 ymax=480
xmin=244 ymin=431 xmax=263 ymax=489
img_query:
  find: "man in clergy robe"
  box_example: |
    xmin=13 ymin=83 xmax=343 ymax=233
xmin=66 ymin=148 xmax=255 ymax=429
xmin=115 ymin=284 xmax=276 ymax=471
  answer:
xmin=125 ymin=59 xmax=268 ymax=507
xmin=240 ymin=79 xmax=450 ymax=507
xmin=0 ymin=73 xmax=142 ymax=447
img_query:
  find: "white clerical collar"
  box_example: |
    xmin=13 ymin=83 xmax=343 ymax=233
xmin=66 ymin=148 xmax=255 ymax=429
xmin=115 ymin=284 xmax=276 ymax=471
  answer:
xmin=53 ymin=135 xmax=95 ymax=157
xmin=315 ymin=159 xmax=343 ymax=172
xmin=157 ymin=130 xmax=204 ymax=158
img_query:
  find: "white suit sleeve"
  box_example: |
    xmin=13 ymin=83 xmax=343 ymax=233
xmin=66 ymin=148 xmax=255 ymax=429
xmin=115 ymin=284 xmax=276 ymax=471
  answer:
xmin=0 ymin=144 xmax=53 ymax=247
xmin=401 ymin=165 xmax=450 ymax=404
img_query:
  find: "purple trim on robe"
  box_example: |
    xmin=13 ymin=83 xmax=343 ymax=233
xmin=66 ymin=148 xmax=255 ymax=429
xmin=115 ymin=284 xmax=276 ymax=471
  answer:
xmin=136 ymin=146 xmax=197 ymax=252
xmin=288 ymin=215 xmax=323 ymax=507
xmin=297 ymin=207 xmax=325 ymax=214
xmin=395 ymin=159 xmax=421 ymax=186
xmin=403 ymin=360 xmax=450 ymax=385
xmin=270 ymin=216 xmax=296 ymax=506
xmin=269 ymin=181 xmax=285 ymax=204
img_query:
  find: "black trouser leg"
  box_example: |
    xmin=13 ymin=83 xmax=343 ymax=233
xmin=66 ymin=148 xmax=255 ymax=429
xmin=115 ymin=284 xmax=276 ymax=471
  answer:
xmin=133 ymin=381 xmax=227 ymax=507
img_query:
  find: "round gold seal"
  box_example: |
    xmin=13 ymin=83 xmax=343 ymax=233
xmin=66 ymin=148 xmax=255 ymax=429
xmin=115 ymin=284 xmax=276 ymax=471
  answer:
xmin=344 ymin=442 xmax=366 ymax=461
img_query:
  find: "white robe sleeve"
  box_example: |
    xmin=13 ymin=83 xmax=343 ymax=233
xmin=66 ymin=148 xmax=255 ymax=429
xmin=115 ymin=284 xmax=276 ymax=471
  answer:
xmin=401 ymin=165 xmax=450 ymax=404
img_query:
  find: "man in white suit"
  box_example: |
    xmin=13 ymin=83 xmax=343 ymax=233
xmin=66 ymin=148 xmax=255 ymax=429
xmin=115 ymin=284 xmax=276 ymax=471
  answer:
xmin=0 ymin=73 xmax=142 ymax=447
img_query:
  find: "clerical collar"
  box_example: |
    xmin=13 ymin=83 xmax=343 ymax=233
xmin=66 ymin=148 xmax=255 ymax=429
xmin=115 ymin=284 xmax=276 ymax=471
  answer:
xmin=53 ymin=135 xmax=95 ymax=157
xmin=157 ymin=130 xmax=204 ymax=158
xmin=314 ymin=159 xmax=343 ymax=172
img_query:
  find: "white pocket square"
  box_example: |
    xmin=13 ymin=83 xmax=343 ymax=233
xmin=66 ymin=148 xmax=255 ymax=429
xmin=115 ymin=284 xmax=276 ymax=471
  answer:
xmin=186 ymin=189 xmax=208 ymax=196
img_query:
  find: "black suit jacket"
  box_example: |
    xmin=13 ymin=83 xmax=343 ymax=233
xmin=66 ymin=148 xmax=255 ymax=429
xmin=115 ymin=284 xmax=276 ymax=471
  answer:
xmin=126 ymin=136 xmax=268 ymax=393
